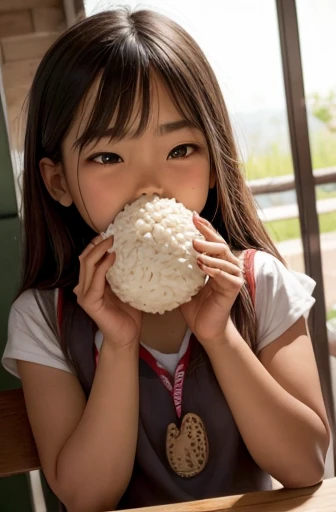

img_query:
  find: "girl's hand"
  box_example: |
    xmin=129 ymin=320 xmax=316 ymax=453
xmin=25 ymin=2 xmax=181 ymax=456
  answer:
xmin=73 ymin=235 xmax=142 ymax=348
xmin=180 ymin=214 xmax=244 ymax=348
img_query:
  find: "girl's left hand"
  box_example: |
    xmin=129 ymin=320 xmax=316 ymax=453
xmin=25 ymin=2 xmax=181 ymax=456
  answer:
xmin=180 ymin=213 xmax=244 ymax=348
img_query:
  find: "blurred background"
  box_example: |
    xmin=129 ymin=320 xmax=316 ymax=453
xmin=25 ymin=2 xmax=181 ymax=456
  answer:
xmin=0 ymin=0 xmax=335 ymax=509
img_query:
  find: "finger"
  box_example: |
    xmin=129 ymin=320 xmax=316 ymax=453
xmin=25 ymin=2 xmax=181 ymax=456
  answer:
xmin=193 ymin=216 xmax=225 ymax=244
xmin=75 ymin=236 xmax=103 ymax=296
xmin=198 ymin=262 xmax=244 ymax=290
xmin=193 ymin=239 xmax=239 ymax=266
xmin=83 ymin=234 xmax=106 ymax=254
xmin=82 ymin=237 xmax=114 ymax=296
xmin=85 ymin=252 xmax=116 ymax=303
xmin=78 ymin=237 xmax=114 ymax=296
xmin=77 ymin=235 xmax=103 ymax=295
xmin=197 ymin=253 xmax=242 ymax=277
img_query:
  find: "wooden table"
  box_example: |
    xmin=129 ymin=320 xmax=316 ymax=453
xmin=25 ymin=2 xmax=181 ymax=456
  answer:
xmin=119 ymin=477 xmax=336 ymax=511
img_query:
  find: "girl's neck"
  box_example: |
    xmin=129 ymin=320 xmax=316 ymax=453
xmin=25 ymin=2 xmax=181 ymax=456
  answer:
xmin=141 ymin=308 xmax=188 ymax=354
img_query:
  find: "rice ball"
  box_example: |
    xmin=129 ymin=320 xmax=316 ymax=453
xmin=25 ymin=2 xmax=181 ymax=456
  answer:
xmin=103 ymin=195 xmax=206 ymax=314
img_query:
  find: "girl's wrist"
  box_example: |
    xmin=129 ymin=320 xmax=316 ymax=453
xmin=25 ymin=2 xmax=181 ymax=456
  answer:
xmin=101 ymin=336 xmax=140 ymax=357
xmin=201 ymin=318 xmax=241 ymax=355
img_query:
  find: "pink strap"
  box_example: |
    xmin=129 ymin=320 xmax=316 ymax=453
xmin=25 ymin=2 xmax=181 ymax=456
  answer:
xmin=244 ymin=249 xmax=257 ymax=305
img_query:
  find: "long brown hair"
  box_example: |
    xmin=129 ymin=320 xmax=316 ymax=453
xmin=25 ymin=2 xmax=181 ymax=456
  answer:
xmin=18 ymin=8 xmax=284 ymax=358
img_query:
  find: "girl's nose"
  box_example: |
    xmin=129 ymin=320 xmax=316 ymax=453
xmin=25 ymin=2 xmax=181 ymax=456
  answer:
xmin=135 ymin=184 xmax=164 ymax=200
xmin=134 ymin=170 xmax=164 ymax=199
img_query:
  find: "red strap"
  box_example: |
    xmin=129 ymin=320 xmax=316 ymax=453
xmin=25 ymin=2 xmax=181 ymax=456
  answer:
xmin=244 ymin=249 xmax=257 ymax=305
xmin=139 ymin=338 xmax=193 ymax=418
xmin=60 ymin=251 xmax=256 ymax=415
xmin=94 ymin=336 xmax=193 ymax=418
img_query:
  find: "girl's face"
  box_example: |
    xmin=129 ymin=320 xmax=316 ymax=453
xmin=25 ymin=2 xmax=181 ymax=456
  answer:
xmin=42 ymin=78 xmax=212 ymax=233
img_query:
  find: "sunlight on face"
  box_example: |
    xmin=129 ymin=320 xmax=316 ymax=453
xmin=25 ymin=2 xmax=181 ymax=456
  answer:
xmin=61 ymin=77 xmax=211 ymax=233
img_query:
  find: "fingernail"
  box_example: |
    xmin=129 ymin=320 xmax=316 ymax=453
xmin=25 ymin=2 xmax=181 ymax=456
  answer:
xmin=193 ymin=211 xmax=200 ymax=217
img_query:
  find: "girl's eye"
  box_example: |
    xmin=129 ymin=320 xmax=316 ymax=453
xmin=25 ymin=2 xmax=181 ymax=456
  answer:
xmin=168 ymin=144 xmax=198 ymax=159
xmin=90 ymin=153 xmax=123 ymax=165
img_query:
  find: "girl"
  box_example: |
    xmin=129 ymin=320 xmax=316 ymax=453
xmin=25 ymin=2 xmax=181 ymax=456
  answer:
xmin=2 ymin=8 xmax=330 ymax=512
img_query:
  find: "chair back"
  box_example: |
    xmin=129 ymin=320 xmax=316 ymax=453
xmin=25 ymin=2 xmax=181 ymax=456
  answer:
xmin=0 ymin=388 xmax=40 ymax=477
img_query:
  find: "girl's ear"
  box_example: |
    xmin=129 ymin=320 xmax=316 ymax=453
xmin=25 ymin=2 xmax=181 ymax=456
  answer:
xmin=39 ymin=157 xmax=73 ymax=207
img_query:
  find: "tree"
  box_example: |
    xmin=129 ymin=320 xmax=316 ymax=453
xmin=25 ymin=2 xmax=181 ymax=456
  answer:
xmin=310 ymin=90 xmax=336 ymax=133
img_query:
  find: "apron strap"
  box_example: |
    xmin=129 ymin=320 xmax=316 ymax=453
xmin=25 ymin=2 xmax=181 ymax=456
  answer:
xmin=244 ymin=249 xmax=257 ymax=305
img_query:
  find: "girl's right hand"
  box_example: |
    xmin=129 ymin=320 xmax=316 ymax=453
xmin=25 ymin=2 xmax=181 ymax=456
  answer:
xmin=73 ymin=235 xmax=142 ymax=348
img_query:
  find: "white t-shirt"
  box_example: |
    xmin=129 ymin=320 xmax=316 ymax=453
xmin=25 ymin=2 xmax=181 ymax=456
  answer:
xmin=2 ymin=251 xmax=316 ymax=379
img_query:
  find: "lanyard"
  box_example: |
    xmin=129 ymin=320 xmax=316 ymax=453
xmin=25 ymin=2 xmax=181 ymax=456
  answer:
xmin=139 ymin=337 xmax=193 ymax=418
xmin=94 ymin=337 xmax=193 ymax=418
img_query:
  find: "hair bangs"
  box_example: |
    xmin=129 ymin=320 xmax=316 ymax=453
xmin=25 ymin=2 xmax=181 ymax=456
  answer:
xmin=74 ymin=40 xmax=153 ymax=151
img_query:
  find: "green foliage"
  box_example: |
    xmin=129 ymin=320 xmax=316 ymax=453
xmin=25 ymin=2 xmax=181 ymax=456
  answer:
xmin=245 ymin=130 xmax=336 ymax=180
xmin=264 ymin=211 xmax=336 ymax=243
xmin=310 ymin=90 xmax=336 ymax=132
xmin=265 ymin=217 xmax=301 ymax=242
xmin=310 ymin=131 xmax=336 ymax=169
xmin=314 ymin=106 xmax=332 ymax=124
xmin=243 ymin=118 xmax=336 ymax=244
xmin=245 ymin=142 xmax=294 ymax=180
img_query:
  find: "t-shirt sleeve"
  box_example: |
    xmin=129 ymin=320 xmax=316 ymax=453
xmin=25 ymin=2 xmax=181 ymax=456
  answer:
xmin=254 ymin=251 xmax=316 ymax=354
xmin=2 ymin=289 xmax=74 ymax=379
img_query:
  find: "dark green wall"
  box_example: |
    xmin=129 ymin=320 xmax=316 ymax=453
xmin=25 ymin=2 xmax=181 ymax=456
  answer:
xmin=0 ymin=76 xmax=32 ymax=511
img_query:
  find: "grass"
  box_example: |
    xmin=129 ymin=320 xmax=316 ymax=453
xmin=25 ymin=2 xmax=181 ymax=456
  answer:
xmin=245 ymin=142 xmax=294 ymax=180
xmin=316 ymin=187 xmax=336 ymax=200
xmin=245 ymin=130 xmax=336 ymax=180
xmin=327 ymin=308 xmax=336 ymax=321
xmin=310 ymin=131 xmax=336 ymax=170
xmin=243 ymin=129 xmax=336 ymax=242
xmin=264 ymin=211 xmax=336 ymax=243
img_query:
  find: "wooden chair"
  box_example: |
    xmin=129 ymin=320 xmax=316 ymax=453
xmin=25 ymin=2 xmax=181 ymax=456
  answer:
xmin=0 ymin=388 xmax=40 ymax=477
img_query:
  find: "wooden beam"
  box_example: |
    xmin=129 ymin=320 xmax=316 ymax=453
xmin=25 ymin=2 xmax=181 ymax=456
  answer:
xmin=248 ymin=167 xmax=336 ymax=195
xmin=276 ymin=0 xmax=336 ymax=469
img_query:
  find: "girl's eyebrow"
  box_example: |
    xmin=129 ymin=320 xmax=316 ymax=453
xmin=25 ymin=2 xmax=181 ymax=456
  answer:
xmin=98 ymin=119 xmax=193 ymax=141
xmin=156 ymin=119 xmax=193 ymax=135
xmin=75 ymin=120 xmax=195 ymax=148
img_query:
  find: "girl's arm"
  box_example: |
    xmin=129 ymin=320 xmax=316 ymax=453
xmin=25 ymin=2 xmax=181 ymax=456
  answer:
xmin=205 ymin=316 xmax=330 ymax=488
xmin=18 ymin=340 xmax=139 ymax=512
